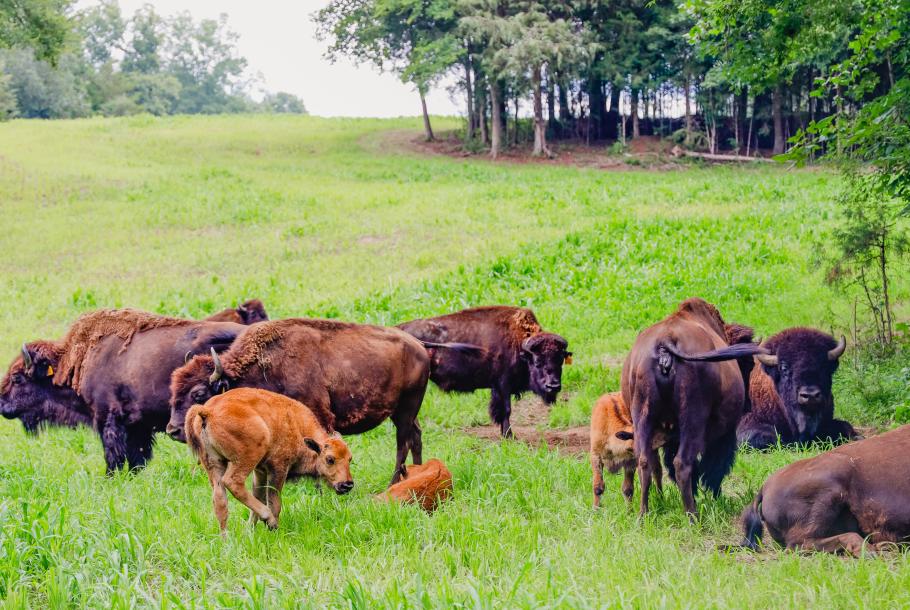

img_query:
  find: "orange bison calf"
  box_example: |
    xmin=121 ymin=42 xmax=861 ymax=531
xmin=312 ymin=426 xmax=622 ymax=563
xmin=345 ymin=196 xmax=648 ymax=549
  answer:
xmin=186 ymin=388 xmax=353 ymax=533
xmin=377 ymin=458 xmax=453 ymax=511
xmin=590 ymin=392 xmax=668 ymax=507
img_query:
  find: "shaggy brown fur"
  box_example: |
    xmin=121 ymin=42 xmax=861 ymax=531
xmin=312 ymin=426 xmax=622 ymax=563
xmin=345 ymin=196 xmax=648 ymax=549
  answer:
xmin=590 ymin=392 xmax=667 ymax=507
xmin=738 ymin=425 xmax=910 ymax=555
xmin=54 ymin=309 xmax=194 ymax=394
xmin=186 ymin=388 xmax=353 ymax=533
xmin=376 ymin=459 xmax=453 ymax=511
xmin=397 ymin=306 xmax=570 ymax=436
xmin=169 ymin=317 xmax=431 ymax=484
xmin=622 ymin=297 xmax=753 ymax=518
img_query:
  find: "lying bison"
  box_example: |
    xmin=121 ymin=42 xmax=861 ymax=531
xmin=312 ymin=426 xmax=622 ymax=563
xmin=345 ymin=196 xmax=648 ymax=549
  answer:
xmin=204 ymin=299 xmax=269 ymax=325
xmin=0 ymin=304 xmax=264 ymax=435
xmin=738 ymin=328 xmax=856 ymax=448
xmin=0 ymin=309 xmax=244 ymax=473
xmin=398 ymin=306 xmax=570 ymax=437
xmin=168 ymin=318 xmax=470 ymax=483
xmin=622 ymin=298 xmax=757 ymax=517
xmin=736 ymin=425 xmax=910 ymax=555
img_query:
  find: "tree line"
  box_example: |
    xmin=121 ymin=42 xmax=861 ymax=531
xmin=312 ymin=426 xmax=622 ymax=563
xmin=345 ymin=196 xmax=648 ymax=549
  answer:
xmin=0 ymin=0 xmax=307 ymax=120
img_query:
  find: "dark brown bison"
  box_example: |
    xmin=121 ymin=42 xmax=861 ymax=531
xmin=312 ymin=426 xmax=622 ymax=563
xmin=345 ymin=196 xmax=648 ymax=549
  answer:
xmin=736 ymin=425 xmax=910 ymax=555
xmin=622 ymin=298 xmax=757 ymax=517
xmin=167 ymin=318 xmax=462 ymax=483
xmin=737 ymin=328 xmax=856 ymax=448
xmin=0 ymin=305 xmax=262 ymax=436
xmin=0 ymin=309 xmax=244 ymax=473
xmin=204 ymin=299 xmax=269 ymax=325
xmin=397 ymin=306 xmax=570 ymax=437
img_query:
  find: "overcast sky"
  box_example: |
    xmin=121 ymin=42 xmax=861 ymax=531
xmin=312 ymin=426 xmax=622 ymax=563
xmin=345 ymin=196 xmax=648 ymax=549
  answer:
xmin=96 ymin=0 xmax=461 ymax=117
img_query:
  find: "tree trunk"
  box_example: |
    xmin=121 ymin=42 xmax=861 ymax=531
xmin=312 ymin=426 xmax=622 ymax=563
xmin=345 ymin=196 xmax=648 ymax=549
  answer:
xmin=558 ymin=75 xmax=570 ymax=122
xmin=546 ymin=68 xmax=556 ymax=134
xmin=631 ymin=89 xmax=640 ymax=139
xmin=684 ymin=76 xmax=692 ymax=147
xmin=513 ymin=96 xmax=519 ymax=146
xmin=772 ymin=84 xmax=785 ymax=154
xmin=532 ymin=63 xmax=550 ymax=157
xmin=464 ymin=59 xmax=475 ymax=141
xmin=735 ymin=88 xmax=748 ymax=154
xmin=605 ymin=84 xmax=619 ymax=140
xmin=419 ymin=88 xmax=434 ymax=142
xmin=490 ymin=81 xmax=502 ymax=159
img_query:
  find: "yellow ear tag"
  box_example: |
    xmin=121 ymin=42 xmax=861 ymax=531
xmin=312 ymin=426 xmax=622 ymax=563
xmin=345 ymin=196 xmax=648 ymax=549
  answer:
xmin=47 ymin=365 xmax=54 ymax=375
xmin=564 ymin=355 xmax=573 ymax=365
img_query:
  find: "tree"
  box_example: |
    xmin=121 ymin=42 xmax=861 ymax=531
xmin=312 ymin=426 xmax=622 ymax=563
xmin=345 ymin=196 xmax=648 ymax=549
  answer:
xmin=0 ymin=47 xmax=89 ymax=117
xmin=260 ymin=91 xmax=307 ymax=114
xmin=0 ymin=0 xmax=71 ymax=62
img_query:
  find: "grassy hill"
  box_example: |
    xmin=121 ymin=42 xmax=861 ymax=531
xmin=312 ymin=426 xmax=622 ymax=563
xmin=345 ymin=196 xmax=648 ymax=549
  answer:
xmin=0 ymin=115 xmax=908 ymax=608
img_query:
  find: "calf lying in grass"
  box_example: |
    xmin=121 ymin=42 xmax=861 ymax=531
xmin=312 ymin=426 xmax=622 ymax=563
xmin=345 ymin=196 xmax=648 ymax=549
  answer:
xmin=186 ymin=387 xmax=353 ymax=533
xmin=377 ymin=458 xmax=453 ymax=511
xmin=590 ymin=392 xmax=667 ymax=507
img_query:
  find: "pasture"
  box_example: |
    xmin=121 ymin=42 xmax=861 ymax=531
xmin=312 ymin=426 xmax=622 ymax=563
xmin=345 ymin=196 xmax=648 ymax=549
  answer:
xmin=1 ymin=115 xmax=909 ymax=608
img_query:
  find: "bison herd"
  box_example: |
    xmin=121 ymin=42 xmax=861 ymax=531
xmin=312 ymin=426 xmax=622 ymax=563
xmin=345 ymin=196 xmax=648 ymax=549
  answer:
xmin=0 ymin=297 xmax=906 ymax=555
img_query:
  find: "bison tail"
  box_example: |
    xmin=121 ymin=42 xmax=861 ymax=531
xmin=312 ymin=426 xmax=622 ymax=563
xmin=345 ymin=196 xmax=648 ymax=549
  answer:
xmin=740 ymin=492 xmax=765 ymax=551
xmin=664 ymin=342 xmax=767 ymax=363
xmin=185 ymin=407 xmax=209 ymax=461
xmin=419 ymin=340 xmax=484 ymax=355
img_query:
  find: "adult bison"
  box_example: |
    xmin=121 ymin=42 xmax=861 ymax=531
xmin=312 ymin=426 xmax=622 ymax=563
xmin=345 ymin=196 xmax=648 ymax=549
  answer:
xmin=397 ymin=306 xmax=570 ymax=437
xmin=0 ymin=309 xmax=244 ymax=473
xmin=736 ymin=425 xmax=910 ymax=555
xmin=0 ymin=304 xmax=263 ymax=436
xmin=737 ymin=328 xmax=857 ymax=448
xmin=167 ymin=318 xmax=461 ymax=483
xmin=204 ymin=299 xmax=269 ymax=325
xmin=622 ymin=298 xmax=758 ymax=517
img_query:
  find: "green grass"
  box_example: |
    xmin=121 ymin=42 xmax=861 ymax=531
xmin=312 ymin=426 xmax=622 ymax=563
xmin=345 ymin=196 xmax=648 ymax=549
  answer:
xmin=0 ymin=115 xmax=909 ymax=608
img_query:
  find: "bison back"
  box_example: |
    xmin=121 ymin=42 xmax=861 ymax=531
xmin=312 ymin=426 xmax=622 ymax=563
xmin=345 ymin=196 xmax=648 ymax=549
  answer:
xmin=376 ymin=458 xmax=453 ymax=511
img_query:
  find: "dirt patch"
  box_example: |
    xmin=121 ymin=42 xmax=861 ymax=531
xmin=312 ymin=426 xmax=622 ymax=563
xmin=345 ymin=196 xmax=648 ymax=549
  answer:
xmin=380 ymin=130 xmax=687 ymax=171
xmin=463 ymin=394 xmax=591 ymax=455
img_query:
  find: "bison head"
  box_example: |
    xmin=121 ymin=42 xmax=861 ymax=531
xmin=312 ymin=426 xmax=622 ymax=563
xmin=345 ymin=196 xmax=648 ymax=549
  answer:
xmin=167 ymin=349 xmax=230 ymax=442
xmin=756 ymin=328 xmax=846 ymax=438
xmin=236 ymin=299 xmax=269 ymax=325
xmin=305 ymin=435 xmax=354 ymax=495
xmin=0 ymin=342 xmax=89 ymax=434
xmin=520 ymin=332 xmax=570 ymax=404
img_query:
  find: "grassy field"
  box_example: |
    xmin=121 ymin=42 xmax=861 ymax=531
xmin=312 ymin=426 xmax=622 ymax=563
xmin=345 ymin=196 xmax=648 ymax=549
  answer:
xmin=1 ymin=115 xmax=909 ymax=608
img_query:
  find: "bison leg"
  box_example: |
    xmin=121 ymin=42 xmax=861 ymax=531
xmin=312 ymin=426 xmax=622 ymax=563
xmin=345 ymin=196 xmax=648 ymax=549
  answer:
xmin=633 ymin=398 xmax=658 ymax=517
xmin=736 ymin=415 xmax=780 ymax=450
xmin=650 ymin=449 xmax=663 ymax=495
xmin=249 ymin=468 xmax=269 ymax=525
xmin=674 ymin=406 xmax=708 ymax=519
xmin=410 ymin=419 xmax=423 ymax=466
xmin=101 ymin=412 xmax=128 ymax=475
xmin=489 ymin=384 xmax=513 ymax=438
xmin=222 ymin=462 xmax=276 ymax=529
xmin=817 ymin=418 xmax=858 ymax=444
xmin=591 ymin=453 xmax=605 ymax=507
xmin=265 ymin=469 xmax=288 ymax=523
xmin=698 ymin=428 xmax=737 ymax=497
xmin=621 ymin=463 xmax=635 ymax=505
xmin=125 ymin=426 xmax=155 ymax=472
xmin=792 ymin=533 xmax=870 ymax=557
xmin=203 ymin=458 xmax=229 ymax=534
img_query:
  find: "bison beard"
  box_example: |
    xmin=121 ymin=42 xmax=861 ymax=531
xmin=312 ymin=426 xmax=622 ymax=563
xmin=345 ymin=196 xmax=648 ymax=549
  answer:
xmin=397 ymin=306 xmax=570 ymax=437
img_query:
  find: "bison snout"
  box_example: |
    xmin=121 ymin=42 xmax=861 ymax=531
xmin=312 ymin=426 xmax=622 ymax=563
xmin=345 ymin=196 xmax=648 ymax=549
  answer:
xmin=166 ymin=423 xmax=186 ymax=442
xmin=334 ymin=481 xmax=354 ymax=495
xmin=545 ymin=382 xmax=562 ymax=392
xmin=797 ymin=386 xmax=823 ymax=406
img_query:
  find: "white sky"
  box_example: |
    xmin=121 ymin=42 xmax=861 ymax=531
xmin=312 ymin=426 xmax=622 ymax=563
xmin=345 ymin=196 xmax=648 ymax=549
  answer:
xmin=82 ymin=0 xmax=461 ymax=117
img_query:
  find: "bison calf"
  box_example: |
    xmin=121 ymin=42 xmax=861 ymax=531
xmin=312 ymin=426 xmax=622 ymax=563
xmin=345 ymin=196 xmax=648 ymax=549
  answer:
xmin=590 ymin=392 xmax=667 ymax=507
xmin=186 ymin=388 xmax=353 ymax=533
xmin=376 ymin=458 xmax=453 ymax=511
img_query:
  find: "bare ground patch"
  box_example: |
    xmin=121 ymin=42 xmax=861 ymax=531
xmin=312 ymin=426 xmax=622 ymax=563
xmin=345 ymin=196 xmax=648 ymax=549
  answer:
xmin=463 ymin=394 xmax=590 ymax=455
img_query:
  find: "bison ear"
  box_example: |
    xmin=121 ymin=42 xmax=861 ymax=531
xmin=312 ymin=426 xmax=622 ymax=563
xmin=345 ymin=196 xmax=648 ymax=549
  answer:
xmin=211 ymin=379 xmax=230 ymax=395
xmin=564 ymin=352 xmax=573 ymax=365
xmin=304 ymin=438 xmax=321 ymax=454
xmin=615 ymin=431 xmax=634 ymax=441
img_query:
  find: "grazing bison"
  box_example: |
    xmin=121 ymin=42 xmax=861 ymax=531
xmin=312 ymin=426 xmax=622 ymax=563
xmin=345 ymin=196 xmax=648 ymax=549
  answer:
xmin=736 ymin=425 xmax=910 ymax=555
xmin=0 ymin=309 xmax=244 ymax=473
xmin=168 ymin=318 xmax=450 ymax=483
xmin=187 ymin=388 xmax=353 ymax=533
xmin=590 ymin=392 xmax=668 ymax=507
xmin=1 ymin=304 xmax=261 ymax=436
xmin=377 ymin=458 xmax=453 ymax=511
xmin=622 ymin=298 xmax=757 ymax=517
xmin=737 ymin=328 xmax=856 ymax=448
xmin=204 ymin=299 xmax=269 ymax=325
xmin=398 ymin=306 xmax=570 ymax=437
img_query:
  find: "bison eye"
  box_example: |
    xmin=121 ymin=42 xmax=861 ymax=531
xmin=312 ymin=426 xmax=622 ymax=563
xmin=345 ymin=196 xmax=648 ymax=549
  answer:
xmin=11 ymin=374 xmax=24 ymax=385
xmin=191 ymin=391 xmax=208 ymax=403
xmin=326 ymin=456 xmax=336 ymax=466
xmin=779 ymin=362 xmax=789 ymax=373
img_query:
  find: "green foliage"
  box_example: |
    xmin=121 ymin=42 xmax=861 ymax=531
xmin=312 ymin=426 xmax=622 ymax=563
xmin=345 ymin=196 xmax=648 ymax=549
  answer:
xmin=0 ymin=47 xmax=89 ymax=118
xmin=259 ymin=91 xmax=307 ymax=114
xmin=0 ymin=0 xmax=71 ymax=62
xmin=1 ymin=116 xmax=909 ymax=606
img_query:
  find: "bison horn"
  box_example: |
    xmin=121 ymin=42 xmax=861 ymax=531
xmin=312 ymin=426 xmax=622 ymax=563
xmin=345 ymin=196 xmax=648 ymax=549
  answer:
xmin=209 ymin=348 xmax=224 ymax=383
xmin=755 ymin=343 xmax=778 ymax=367
xmin=21 ymin=344 xmax=33 ymax=370
xmin=828 ymin=335 xmax=847 ymax=361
